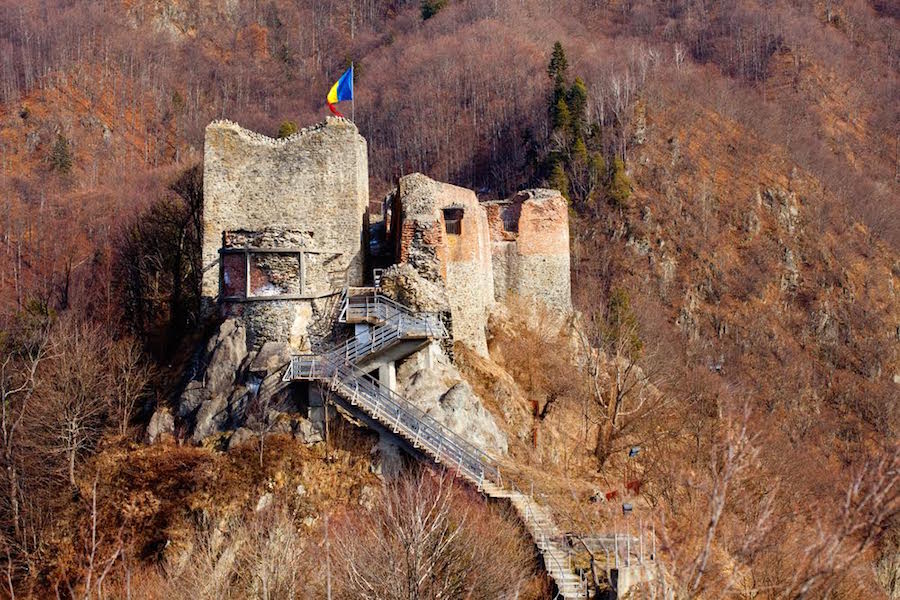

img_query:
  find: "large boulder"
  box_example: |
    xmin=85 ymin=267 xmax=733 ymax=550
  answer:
xmin=378 ymin=263 xmax=450 ymax=314
xmin=146 ymin=407 xmax=175 ymax=444
xmin=175 ymin=319 xmax=250 ymax=442
xmin=203 ymin=319 xmax=248 ymax=398
xmin=397 ymin=343 xmax=507 ymax=456
xmin=249 ymin=341 xmax=292 ymax=376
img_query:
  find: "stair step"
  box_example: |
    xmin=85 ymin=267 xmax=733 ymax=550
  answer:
xmin=313 ymin=294 xmax=587 ymax=598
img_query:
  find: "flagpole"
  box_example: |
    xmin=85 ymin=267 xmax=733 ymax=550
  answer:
xmin=351 ymin=61 xmax=355 ymax=123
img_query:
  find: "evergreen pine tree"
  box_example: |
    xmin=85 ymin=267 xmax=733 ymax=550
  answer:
xmin=548 ymin=42 xmax=568 ymax=84
xmin=567 ymin=77 xmax=588 ymax=139
xmin=552 ymin=97 xmax=571 ymax=133
xmin=550 ymin=161 xmax=570 ymax=201
xmin=548 ymin=43 xmax=570 ymax=135
xmin=50 ymin=134 xmax=73 ymax=174
xmin=421 ymin=0 xmax=448 ymax=19
xmin=603 ymin=288 xmax=643 ymax=358
xmin=572 ymin=137 xmax=588 ymax=164
xmin=608 ymin=157 xmax=632 ymax=208
xmin=588 ymin=152 xmax=607 ymax=206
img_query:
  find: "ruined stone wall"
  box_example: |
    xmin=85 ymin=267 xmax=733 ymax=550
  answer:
xmin=203 ymin=118 xmax=368 ymax=348
xmin=485 ymin=190 xmax=571 ymax=311
xmin=393 ymin=174 xmax=494 ymax=356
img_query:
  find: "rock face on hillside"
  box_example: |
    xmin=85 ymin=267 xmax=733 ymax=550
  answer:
xmin=396 ymin=344 xmax=508 ymax=456
xmin=378 ymin=263 xmax=450 ymax=314
xmin=168 ymin=316 xmax=508 ymax=460
xmin=166 ymin=318 xmax=324 ymax=447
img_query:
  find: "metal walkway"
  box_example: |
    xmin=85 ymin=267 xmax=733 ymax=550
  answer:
xmin=283 ymin=291 xmax=588 ymax=598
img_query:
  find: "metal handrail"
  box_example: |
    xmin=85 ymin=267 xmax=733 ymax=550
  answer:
xmin=286 ymin=292 xmax=494 ymax=487
xmin=284 ymin=289 xmax=584 ymax=597
xmin=568 ymin=532 xmax=652 ymax=570
xmin=296 ymin=310 xmax=445 ymax=374
xmin=299 ymin=351 xmax=499 ymax=486
xmin=342 ymin=291 xmax=442 ymax=326
xmin=505 ymin=479 xmax=577 ymax=600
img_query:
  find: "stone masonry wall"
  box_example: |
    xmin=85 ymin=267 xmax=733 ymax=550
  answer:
xmin=393 ymin=174 xmax=494 ymax=356
xmin=485 ymin=190 xmax=571 ymax=311
xmin=203 ymin=118 xmax=368 ymax=349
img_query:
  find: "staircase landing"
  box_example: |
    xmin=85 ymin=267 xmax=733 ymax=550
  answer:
xmin=285 ymin=290 xmax=589 ymax=598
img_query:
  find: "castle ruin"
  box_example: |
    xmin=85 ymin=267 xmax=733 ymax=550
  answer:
xmin=202 ymin=119 xmax=368 ymax=349
xmin=164 ymin=116 xmax=591 ymax=597
xmin=202 ymin=117 xmax=570 ymax=356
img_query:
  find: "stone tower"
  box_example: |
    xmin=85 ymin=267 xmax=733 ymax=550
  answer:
xmin=202 ymin=118 xmax=368 ymax=349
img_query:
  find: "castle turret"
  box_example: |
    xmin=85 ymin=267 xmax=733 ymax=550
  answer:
xmin=484 ymin=190 xmax=571 ymax=312
xmin=202 ymin=117 xmax=368 ymax=349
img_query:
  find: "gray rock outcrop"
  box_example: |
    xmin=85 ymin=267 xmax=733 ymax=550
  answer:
xmin=173 ymin=319 xmax=324 ymax=445
xmin=146 ymin=407 xmax=175 ymax=444
xmin=397 ymin=343 xmax=507 ymax=456
xmin=379 ymin=263 xmax=450 ymax=314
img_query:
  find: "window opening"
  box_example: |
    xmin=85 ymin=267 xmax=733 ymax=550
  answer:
xmin=443 ymin=208 xmax=464 ymax=236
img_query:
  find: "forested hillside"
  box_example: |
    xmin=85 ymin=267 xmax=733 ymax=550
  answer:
xmin=0 ymin=1 xmax=897 ymax=598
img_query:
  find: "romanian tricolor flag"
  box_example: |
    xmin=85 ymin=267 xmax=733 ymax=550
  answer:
xmin=326 ymin=65 xmax=353 ymax=118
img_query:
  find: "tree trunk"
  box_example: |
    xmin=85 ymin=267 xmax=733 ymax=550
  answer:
xmin=5 ymin=455 xmax=21 ymax=541
xmin=595 ymin=377 xmax=620 ymax=469
xmin=595 ymin=421 xmax=614 ymax=469
xmin=68 ymin=448 xmax=76 ymax=488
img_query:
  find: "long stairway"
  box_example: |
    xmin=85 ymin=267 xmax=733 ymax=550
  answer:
xmin=283 ymin=291 xmax=587 ymax=599
xmin=483 ymin=482 xmax=587 ymax=598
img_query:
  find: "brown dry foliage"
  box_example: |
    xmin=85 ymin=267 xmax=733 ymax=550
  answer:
xmin=0 ymin=1 xmax=896 ymax=598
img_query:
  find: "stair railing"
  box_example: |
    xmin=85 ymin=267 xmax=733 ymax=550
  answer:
xmin=289 ymin=349 xmax=499 ymax=488
xmin=502 ymin=479 xmax=577 ymax=599
xmin=284 ymin=289 xmax=583 ymax=597
xmin=341 ymin=291 xmax=444 ymax=329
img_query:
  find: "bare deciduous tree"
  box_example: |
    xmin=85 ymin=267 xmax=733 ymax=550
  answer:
xmin=780 ymin=449 xmax=900 ymax=599
xmin=42 ymin=320 xmax=110 ymax=488
xmin=141 ymin=506 xmax=312 ymax=600
xmin=0 ymin=314 xmax=51 ymax=546
xmin=577 ymin=290 xmax=668 ymax=468
xmin=650 ymin=401 xmax=778 ymax=599
xmin=107 ymin=337 xmax=153 ymax=437
xmin=331 ymin=469 xmax=533 ymax=600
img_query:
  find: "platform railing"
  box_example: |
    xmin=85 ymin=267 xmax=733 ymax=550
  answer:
xmin=291 ymin=350 xmax=499 ymax=488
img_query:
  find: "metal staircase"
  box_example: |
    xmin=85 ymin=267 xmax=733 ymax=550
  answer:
xmin=483 ymin=481 xmax=588 ymax=598
xmin=283 ymin=291 xmax=588 ymax=598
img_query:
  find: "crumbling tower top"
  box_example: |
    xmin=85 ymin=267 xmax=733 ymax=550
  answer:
xmin=202 ymin=117 xmax=368 ymax=348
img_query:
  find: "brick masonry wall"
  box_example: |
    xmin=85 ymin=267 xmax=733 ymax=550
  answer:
xmin=485 ymin=190 xmax=571 ymax=311
xmin=394 ymin=174 xmax=495 ymax=356
xmin=203 ymin=118 xmax=368 ymax=348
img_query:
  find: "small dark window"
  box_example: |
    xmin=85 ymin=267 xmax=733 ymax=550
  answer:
xmin=500 ymin=204 xmax=521 ymax=233
xmin=502 ymin=212 xmax=519 ymax=233
xmin=222 ymin=253 xmax=247 ymax=298
xmin=443 ymin=208 xmax=464 ymax=236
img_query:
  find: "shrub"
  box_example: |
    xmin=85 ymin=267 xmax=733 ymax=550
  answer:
xmin=607 ymin=157 xmax=632 ymax=208
xmin=49 ymin=133 xmax=73 ymax=174
xmin=331 ymin=470 xmax=535 ymax=599
xmin=421 ymin=0 xmax=448 ymax=20
xmin=549 ymin=161 xmax=570 ymax=202
xmin=277 ymin=120 xmax=298 ymax=138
